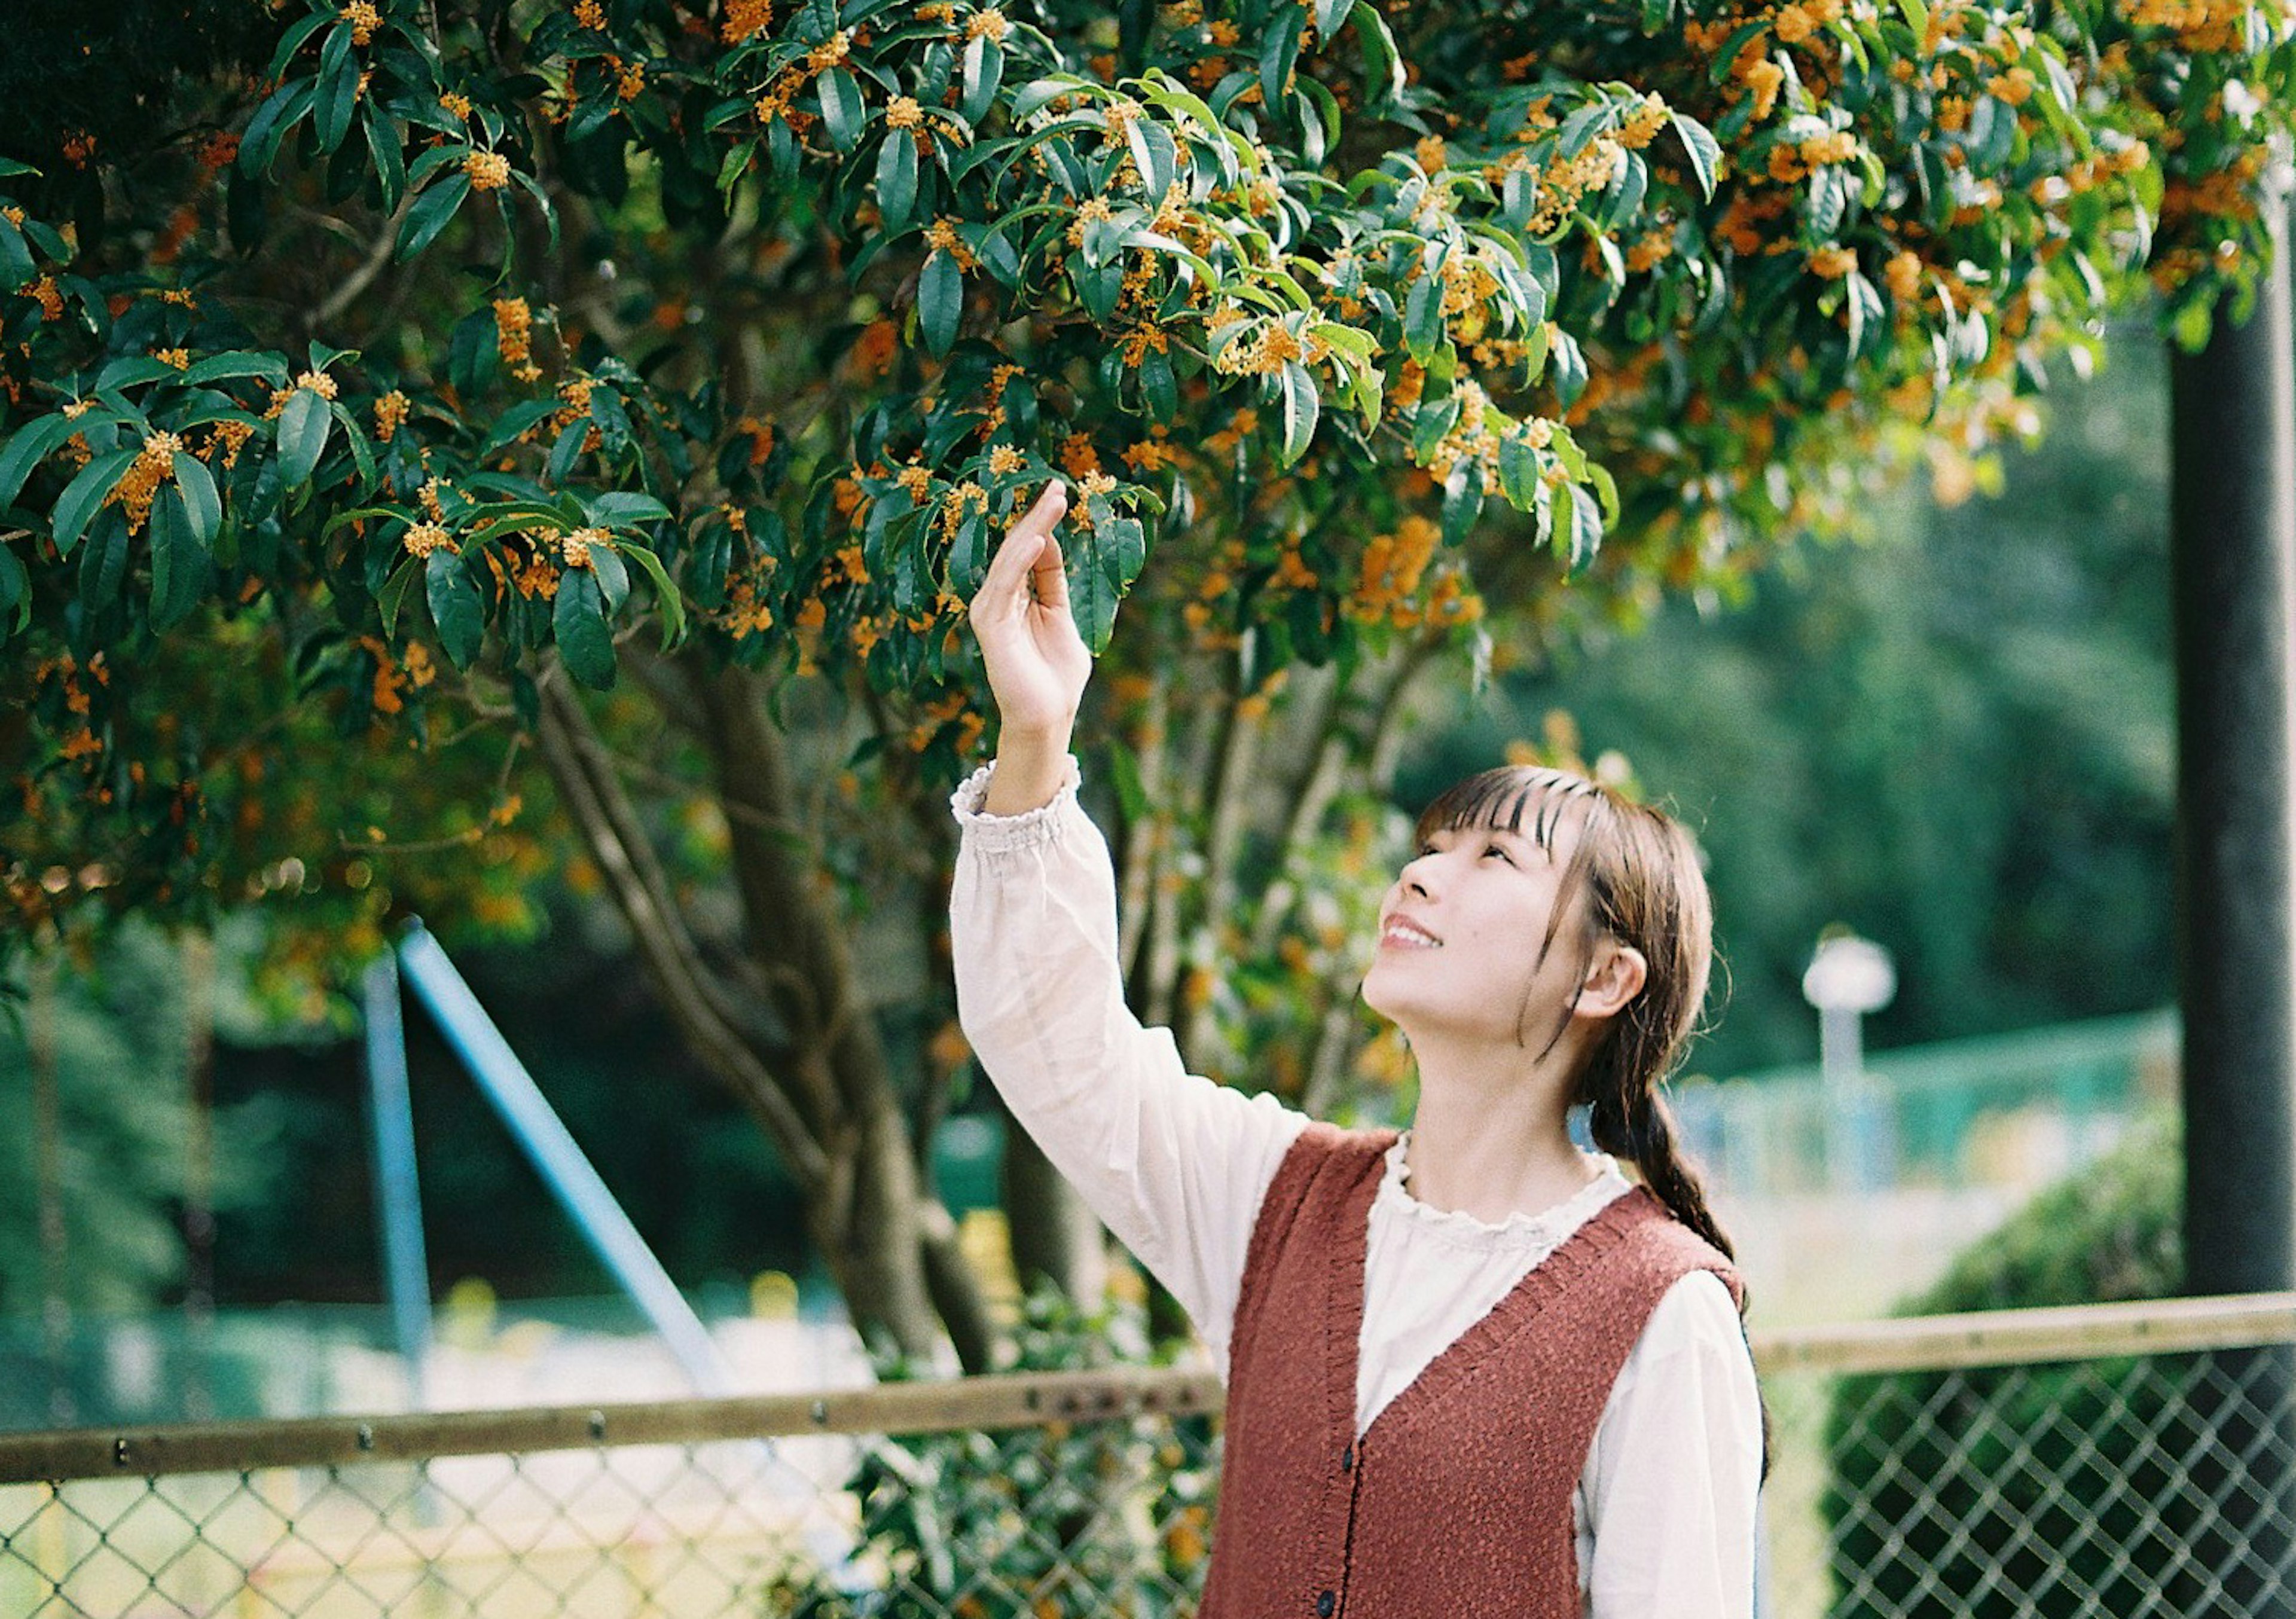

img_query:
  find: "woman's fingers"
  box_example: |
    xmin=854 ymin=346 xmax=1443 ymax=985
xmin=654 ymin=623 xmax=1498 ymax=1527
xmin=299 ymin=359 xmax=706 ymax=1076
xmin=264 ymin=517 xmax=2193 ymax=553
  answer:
xmin=974 ymin=481 xmax=1069 ymax=620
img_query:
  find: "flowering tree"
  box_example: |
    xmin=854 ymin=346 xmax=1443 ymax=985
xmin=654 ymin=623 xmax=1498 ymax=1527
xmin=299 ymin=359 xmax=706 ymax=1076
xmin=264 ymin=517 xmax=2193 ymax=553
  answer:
xmin=2 ymin=0 xmax=2288 ymax=1364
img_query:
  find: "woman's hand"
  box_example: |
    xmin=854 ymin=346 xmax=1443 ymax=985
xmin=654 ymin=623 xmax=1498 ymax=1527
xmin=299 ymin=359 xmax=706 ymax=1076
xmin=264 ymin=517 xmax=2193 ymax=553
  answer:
xmin=969 ymin=481 xmax=1092 ymax=813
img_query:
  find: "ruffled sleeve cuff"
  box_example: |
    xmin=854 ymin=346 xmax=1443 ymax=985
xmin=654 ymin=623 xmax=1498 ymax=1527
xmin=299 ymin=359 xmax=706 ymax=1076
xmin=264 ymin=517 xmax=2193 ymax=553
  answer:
xmin=948 ymin=754 xmax=1086 ymax=860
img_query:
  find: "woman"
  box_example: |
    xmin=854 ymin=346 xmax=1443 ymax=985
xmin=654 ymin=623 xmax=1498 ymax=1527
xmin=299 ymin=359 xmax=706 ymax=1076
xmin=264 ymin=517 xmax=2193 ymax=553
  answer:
xmin=951 ymin=481 xmax=1762 ymax=1618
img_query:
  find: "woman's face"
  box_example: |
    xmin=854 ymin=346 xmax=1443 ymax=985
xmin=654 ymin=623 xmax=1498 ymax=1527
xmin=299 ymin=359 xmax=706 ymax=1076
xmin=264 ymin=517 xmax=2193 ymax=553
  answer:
xmin=1360 ymin=815 xmax=1595 ymax=1048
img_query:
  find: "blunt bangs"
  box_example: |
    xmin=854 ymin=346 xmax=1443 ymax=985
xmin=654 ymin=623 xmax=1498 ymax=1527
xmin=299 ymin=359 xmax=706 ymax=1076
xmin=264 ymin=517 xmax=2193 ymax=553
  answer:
xmin=1412 ymin=765 xmax=1605 ymax=859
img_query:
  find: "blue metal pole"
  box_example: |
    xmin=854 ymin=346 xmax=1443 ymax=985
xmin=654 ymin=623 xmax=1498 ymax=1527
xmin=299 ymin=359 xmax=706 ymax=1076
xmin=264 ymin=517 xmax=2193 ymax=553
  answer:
xmin=362 ymin=952 xmax=435 ymax=1409
xmin=393 ymin=923 xmax=737 ymax=1396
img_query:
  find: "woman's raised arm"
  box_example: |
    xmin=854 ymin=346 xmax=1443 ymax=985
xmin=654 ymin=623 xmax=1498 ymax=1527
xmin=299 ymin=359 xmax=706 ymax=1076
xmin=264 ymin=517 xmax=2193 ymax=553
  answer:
xmin=950 ymin=481 xmax=1309 ymax=1366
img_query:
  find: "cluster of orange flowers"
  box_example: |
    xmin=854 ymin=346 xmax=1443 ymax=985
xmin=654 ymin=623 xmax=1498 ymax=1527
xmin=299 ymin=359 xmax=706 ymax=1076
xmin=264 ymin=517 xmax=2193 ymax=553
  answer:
xmin=465 ymin=149 xmax=512 ymax=191
xmin=1211 ymin=315 xmax=1330 ymax=379
xmin=754 ymin=29 xmax=850 ymax=126
xmin=374 ymin=389 xmax=410 ymax=442
xmin=2127 ymin=0 xmax=2267 ymax=52
xmin=722 ymin=0 xmax=771 ymax=43
xmin=494 ymin=297 xmax=543 ymax=382
xmin=905 ymin=691 xmax=985 ymax=755
xmin=542 ymin=377 xmax=603 ymax=454
xmin=923 ymin=218 xmax=979 ymax=269
xmin=204 ymin=419 xmax=254 ymax=469
xmin=264 ymin=369 xmax=338 ymax=419
xmin=109 ymin=432 xmax=183 ymax=534
xmin=558 ymin=527 xmax=606 ymax=569
xmin=1345 ymin=515 xmax=1481 ymax=630
xmin=402 ymin=520 xmax=456 ymax=557
xmin=341 ymin=1 xmax=381 ymax=45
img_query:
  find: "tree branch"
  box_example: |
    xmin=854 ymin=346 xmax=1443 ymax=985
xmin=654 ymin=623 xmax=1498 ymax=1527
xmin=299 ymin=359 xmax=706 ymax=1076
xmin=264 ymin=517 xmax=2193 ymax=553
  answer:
xmin=536 ymin=676 xmax=830 ymax=1188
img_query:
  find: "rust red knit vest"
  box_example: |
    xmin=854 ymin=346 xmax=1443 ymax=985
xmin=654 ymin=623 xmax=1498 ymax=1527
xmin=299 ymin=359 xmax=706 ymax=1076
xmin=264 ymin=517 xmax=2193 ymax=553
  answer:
xmin=1197 ymin=1121 xmax=1743 ymax=1619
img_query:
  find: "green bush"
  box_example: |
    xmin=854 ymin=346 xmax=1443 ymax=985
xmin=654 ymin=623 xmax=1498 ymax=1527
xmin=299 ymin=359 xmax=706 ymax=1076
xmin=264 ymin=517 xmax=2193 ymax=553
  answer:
xmin=761 ymin=1285 xmax=1215 ymax=1618
xmin=1819 ymin=1110 xmax=2183 ymax=1617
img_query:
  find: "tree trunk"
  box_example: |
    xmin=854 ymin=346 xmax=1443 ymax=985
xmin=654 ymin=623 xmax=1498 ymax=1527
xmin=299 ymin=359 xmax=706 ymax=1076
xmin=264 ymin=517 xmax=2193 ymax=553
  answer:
xmin=1000 ymin=1113 xmax=1108 ymax=1305
xmin=534 ymin=668 xmax=1002 ymax=1373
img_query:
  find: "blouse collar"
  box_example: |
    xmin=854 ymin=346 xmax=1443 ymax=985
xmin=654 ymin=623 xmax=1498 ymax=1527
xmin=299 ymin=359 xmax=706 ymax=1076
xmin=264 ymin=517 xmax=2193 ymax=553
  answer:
xmin=1374 ymin=1129 xmax=1630 ymax=1251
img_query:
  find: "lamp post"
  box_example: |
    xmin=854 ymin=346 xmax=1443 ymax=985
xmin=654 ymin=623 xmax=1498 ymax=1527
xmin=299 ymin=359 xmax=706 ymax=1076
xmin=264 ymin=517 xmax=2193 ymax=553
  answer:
xmin=1803 ymin=931 xmax=1897 ymax=1192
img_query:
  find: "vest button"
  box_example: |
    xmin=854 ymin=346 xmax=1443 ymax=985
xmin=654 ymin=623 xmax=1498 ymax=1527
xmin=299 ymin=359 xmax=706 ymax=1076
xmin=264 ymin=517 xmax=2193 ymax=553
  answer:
xmin=1341 ymin=1444 xmax=1354 ymax=1473
xmin=1316 ymin=1590 xmax=1335 ymax=1617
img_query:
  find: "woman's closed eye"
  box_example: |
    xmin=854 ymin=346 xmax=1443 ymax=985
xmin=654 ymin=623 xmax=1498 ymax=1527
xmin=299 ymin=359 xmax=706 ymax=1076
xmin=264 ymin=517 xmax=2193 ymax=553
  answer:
xmin=1483 ymin=842 xmax=1516 ymax=865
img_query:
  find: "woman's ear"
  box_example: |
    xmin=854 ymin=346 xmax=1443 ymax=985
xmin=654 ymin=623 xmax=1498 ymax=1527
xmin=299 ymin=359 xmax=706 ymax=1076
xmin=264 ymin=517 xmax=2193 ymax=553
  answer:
xmin=1576 ymin=942 xmax=1648 ymax=1020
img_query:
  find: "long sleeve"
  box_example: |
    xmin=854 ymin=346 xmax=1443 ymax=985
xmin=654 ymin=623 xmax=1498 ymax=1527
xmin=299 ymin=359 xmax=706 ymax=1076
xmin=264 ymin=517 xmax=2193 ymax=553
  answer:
xmin=948 ymin=759 xmax=1309 ymax=1368
xmin=1578 ymin=1269 xmax=1764 ymax=1618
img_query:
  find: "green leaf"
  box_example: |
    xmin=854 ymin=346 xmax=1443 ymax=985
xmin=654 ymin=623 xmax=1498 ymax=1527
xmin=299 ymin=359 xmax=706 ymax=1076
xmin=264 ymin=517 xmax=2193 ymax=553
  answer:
xmin=587 ymin=491 xmax=673 ymax=529
xmin=149 ymin=485 xmax=209 ymax=628
xmin=1550 ymin=328 xmax=1588 ymax=408
xmin=588 ymin=542 xmax=630 ymax=612
xmin=378 ymin=554 xmax=422 ymax=637
xmin=428 ymin=549 xmax=485 ymax=668
xmin=877 ymin=126 xmax=920 ymax=231
xmin=240 ymin=78 xmax=317 ymax=176
xmin=1125 ymin=115 xmax=1178 ymax=201
xmin=819 ymin=67 xmax=865 ymax=152
xmin=614 ymin=542 xmax=688 ymax=649
xmin=1669 ymin=111 xmax=1722 ymax=201
xmin=80 ymin=509 xmax=129 ymax=604
xmin=554 ymin=565 xmax=618 ymax=688
xmin=398 ymin=172 xmax=471 ymax=258
xmin=96 ymin=357 xmax=184 ymax=392
xmin=1440 ymin=458 xmax=1483 ymax=548
xmin=961 ymin=33 xmax=1004 ymax=126
xmin=920 ymin=247 xmax=963 ymax=358
xmin=1314 ymin=0 xmax=1355 ymax=38
xmin=1277 ymin=359 xmax=1320 ymax=469
xmin=0 ymin=413 xmax=84 ymax=510
xmin=1565 ymin=480 xmax=1603 ymax=571
xmin=51 ymin=446 xmax=138 ymax=555
xmin=267 ymin=8 xmax=332 ymax=79
xmin=1558 ymin=100 xmax=1610 ymax=160
xmin=277 ymin=386 xmax=331 ymax=487
xmin=949 ymin=506 xmax=988 ymax=594
xmin=314 ymin=25 xmax=360 ymax=152
xmin=1066 ymin=534 xmax=1119 ymax=653
xmin=1259 ymin=7 xmax=1305 ymax=115
xmin=365 ymin=104 xmax=407 ymax=213
xmin=0 ymin=539 xmax=28 ymax=633
xmin=173 ymin=452 xmax=221 ymax=545
xmin=1404 ymin=267 xmax=1446 ymax=362
xmin=0 ymin=216 xmax=32 ymax=291
xmin=1497 ymin=427 xmax=1541 ymax=510
xmin=181 ymin=351 xmax=290 ymax=387
xmin=1354 ymin=3 xmax=1405 ymax=108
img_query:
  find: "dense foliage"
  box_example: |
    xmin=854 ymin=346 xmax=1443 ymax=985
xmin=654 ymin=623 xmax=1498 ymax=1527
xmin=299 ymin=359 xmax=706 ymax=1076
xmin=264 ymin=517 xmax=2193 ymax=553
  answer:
xmin=3 ymin=0 xmax=2287 ymax=943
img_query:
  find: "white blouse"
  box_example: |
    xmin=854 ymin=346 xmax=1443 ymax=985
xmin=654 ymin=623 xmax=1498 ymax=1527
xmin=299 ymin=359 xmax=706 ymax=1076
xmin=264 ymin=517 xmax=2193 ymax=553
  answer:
xmin=948 ymin=759 xmax=1763 ymax=1618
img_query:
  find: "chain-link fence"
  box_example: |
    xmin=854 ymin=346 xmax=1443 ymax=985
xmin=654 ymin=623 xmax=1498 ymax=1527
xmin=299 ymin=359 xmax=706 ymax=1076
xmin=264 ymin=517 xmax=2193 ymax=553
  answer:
xmin=6 ymin=1295 xmax=2296 ymax=1617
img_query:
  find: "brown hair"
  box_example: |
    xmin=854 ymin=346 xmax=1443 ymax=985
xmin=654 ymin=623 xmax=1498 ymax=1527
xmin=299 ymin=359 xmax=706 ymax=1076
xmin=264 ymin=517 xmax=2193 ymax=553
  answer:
xmin=1411 ymin=764 xmax=1737 ymax=1263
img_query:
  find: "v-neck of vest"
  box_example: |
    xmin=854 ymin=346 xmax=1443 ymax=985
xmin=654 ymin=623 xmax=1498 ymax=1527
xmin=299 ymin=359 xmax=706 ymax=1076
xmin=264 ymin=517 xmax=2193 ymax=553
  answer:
xmin=1329 ymin=1130 xmax=1661 ymax=1447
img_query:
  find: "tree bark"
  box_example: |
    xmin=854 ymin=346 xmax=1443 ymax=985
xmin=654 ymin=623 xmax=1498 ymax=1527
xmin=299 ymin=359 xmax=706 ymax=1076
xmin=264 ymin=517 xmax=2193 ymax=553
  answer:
xmin=535 ymin=665 xmax=1001 ymax=1371
xmin=1000 ymin=1115 xmax=1109 ymax=1305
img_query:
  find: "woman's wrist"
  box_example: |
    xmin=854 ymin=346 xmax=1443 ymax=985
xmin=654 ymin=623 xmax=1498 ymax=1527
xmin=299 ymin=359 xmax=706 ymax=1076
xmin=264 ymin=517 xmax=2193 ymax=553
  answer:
xmin=982 ymin=726 xmax=1074 ymax=815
